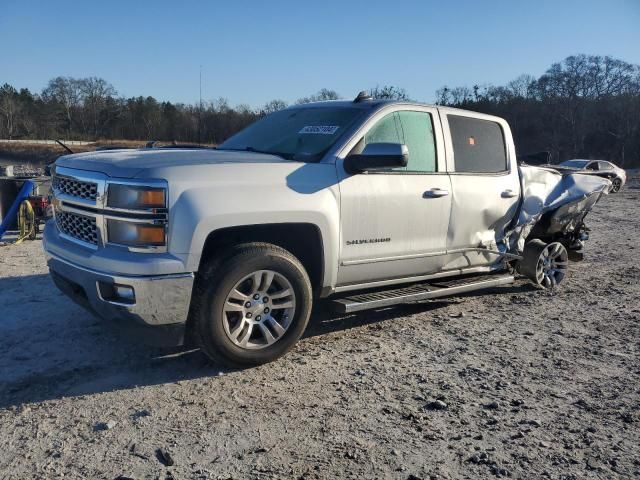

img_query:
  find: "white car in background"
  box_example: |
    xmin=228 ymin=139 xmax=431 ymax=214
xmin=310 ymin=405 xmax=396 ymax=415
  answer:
xmin=558 ymin=159 xmax=627 ymax=193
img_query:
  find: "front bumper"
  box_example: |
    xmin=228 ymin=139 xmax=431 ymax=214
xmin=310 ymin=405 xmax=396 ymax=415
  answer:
xmin=45 ymin=245 xmax=194 ymax=346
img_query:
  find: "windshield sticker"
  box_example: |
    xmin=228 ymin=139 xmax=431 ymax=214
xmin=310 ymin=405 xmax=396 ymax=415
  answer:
xmin=299 ymin=125 xmax=340 ymax=135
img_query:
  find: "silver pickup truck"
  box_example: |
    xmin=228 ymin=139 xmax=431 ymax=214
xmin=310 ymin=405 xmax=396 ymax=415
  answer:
xmin=43 ymin=92 xmax=610 ymax=366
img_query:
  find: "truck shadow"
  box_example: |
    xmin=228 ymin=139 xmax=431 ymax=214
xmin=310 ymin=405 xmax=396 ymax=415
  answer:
xmin=0 ymin=274 xmax=536 ymax=409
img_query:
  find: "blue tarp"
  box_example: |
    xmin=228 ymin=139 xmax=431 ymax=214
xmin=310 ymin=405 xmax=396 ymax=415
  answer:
xmin=0 ymin=180 xmax=35 ymax=240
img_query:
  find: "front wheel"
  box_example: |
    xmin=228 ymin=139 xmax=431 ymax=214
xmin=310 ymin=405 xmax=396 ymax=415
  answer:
xmin=610 ymin=178 xmax=622 ymax=193
xmin=191 ymin=243 xmax=313 ymax=367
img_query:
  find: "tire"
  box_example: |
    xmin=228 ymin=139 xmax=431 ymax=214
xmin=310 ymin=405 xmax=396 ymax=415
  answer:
xmin=518 ymin=239 xmax=568 ymax=289
xmin=610 ymin=178 xmax=622 ymax=193
xmin=191 ymin=242 xmax=313 ymax=367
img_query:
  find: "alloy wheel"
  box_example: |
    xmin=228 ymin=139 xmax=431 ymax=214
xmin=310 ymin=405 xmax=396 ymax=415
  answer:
xmin=611 ymin=178 xmax=621 ymax=193
xmin=222 ymin=270 xmax=296 ymax=349
xmin=535 ymin=242 xmax=568 ymax=288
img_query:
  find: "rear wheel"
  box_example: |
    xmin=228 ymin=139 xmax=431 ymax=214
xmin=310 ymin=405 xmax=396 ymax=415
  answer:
xmin=192 ymin=243 xmax=313 ymax=367
xmin=610 ymin=178 xmax=622 ymax=193
xmin=519 ymin=240 xmax=568 ymax=289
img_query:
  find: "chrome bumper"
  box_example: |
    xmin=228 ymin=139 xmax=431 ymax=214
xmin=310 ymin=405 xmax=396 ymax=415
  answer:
xmin=46 ymin=253 xmax=194 ymax=344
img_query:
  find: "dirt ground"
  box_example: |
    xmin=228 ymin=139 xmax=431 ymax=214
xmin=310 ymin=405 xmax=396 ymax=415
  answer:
xmin=0 ymin=176 xmax=638 ymax=480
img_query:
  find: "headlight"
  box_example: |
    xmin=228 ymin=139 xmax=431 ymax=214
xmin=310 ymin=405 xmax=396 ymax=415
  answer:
xmin=107 ymin=184 xmax=166 ymax=210
xmin=107 ymin=219 xmax=166 ymax=247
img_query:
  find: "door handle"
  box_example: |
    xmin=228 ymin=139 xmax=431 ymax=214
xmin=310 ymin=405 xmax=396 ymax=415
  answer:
xmin=423 ymin=188 xmax=450 ymax=198
xmin=501 ymin=189 xmax=518 ymax=198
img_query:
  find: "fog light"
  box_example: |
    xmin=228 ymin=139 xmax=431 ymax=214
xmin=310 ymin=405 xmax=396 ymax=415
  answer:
xmin=98 ymin=282 xmax=136 ymax=304
xmin=114 ymin=284 xmax=135 ymax=302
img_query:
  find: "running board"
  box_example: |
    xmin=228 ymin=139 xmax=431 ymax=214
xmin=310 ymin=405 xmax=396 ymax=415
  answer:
xmin=332 ymin=274 xmax=515 ymax=313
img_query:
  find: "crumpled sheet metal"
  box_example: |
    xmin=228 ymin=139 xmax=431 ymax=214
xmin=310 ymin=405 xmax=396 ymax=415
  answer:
xmin=509 ymin=166 xmax=610 ymax=253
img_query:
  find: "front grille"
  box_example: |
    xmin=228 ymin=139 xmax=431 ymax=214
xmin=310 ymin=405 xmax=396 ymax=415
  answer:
xmin=55 ymin=211 xmax=98 ymax=245
xmin=52 ymin=175 xmax=98 ymax=201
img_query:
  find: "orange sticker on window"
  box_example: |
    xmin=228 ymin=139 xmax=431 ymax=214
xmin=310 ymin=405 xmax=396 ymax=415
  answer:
xmin=468 ymin=137 xmax=476 ymax=146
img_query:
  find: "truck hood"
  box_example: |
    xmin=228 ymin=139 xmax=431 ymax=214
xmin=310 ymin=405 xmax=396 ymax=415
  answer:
xmin=55 ymin=148 xmax=293 ymax=178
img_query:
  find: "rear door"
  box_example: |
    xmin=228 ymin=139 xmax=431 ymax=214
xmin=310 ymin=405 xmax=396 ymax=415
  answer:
xmin=596 ymin=161 xmax=618 ymax=180
xmin=336 ymin=106 xmax=451 ymax=286
xmin=440 ymin=111 xmax=521 ymax=270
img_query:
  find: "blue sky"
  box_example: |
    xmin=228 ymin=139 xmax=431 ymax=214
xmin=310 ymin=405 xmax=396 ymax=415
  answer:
xmin=1 ymin=0 xmax=639 ymax=107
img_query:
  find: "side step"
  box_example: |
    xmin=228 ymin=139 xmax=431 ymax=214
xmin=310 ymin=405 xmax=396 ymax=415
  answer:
xmin=332 ymin=274 xmax=515 ymax=313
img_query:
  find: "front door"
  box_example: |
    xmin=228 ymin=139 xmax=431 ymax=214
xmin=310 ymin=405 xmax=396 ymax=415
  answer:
xmin=336 ymin=107 xmax=451 ymax=286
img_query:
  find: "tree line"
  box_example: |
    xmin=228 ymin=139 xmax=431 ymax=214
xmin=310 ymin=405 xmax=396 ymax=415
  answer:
xmin=1 ymin=54 xmax=639 ymax=166
xmin=0 ymin=79 xmax=346 ymax=145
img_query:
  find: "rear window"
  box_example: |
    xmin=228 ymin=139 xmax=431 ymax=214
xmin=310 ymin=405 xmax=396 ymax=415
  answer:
xmin=560 ymin=160 xmax=589 ymax=168
xmin=448 ymin=115 xmax=507 ymax=173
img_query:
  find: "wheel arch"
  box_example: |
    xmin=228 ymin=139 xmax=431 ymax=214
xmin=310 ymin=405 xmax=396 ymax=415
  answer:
xmin=197 ymin=223 xmax=326 ymax=296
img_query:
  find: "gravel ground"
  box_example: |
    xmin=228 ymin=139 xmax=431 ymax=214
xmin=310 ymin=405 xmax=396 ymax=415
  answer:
xmin=0 ymin=176 xmax=638 ymax=480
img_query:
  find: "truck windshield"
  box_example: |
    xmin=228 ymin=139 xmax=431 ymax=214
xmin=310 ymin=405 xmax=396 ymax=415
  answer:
xmin=217 ymin=106 xmax=363 ymax=162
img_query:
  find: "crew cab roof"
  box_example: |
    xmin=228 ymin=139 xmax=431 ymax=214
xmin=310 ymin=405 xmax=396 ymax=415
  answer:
xmin=287 ymin=99 xmax=397 ymax=110
xmin=292 ymin=100 xmax=507 ymax=123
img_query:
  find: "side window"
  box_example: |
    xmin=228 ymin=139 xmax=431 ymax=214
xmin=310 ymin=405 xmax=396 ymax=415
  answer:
xmin=598 ymin=161 xmax=612 ymax=170
xmin=448 ymin=115 xmax=507 ymax=173
xmin=586 ymin=162 xmax=598 ymax=170
xmin=396 ymin=111 xmax=437 ymax=173
xmin=355 ymin=110 xmax=437 ymax=173
xmin=364 ymin=112 xmax=402 ymax=144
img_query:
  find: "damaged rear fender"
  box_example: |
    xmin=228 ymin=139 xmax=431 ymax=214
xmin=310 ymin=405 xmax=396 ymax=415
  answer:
xmin=507 ymin=166 xmax=610 ymax=253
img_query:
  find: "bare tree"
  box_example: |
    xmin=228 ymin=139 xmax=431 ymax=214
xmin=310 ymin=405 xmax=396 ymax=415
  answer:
xmin=79 ymin=77 xmax=117 ymax=137
xmin=262 ymin=99 xmax=288 ymax=114
xmin=0 ymin=84 xmax=20 ymax=139
xmin=42 ymin=77 xmax=83 ymax=137
xmin=506 ymin=74 xmax=537 ymax=99
xmin=296 ymin=88 xmax=340 ymax=104
xmin=370 ymin=85 xmax=410 ymax=101
xmin=435 ymin=86 xmax=451 ymax=105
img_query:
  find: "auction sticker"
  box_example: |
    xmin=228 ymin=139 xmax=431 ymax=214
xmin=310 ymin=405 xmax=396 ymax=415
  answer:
xmin=299 ymin=125 xmax=340 ymax=134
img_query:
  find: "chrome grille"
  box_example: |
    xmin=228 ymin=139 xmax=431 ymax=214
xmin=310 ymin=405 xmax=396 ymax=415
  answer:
xmin=53 ymin=175 xmax=98 ymax=201
xmin=55 ymin=211 xmax=98 ymax=245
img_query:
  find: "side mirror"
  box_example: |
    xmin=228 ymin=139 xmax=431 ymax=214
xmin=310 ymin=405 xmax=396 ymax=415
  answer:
xmin=344 ymin=143 xmax=408 ymax=174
